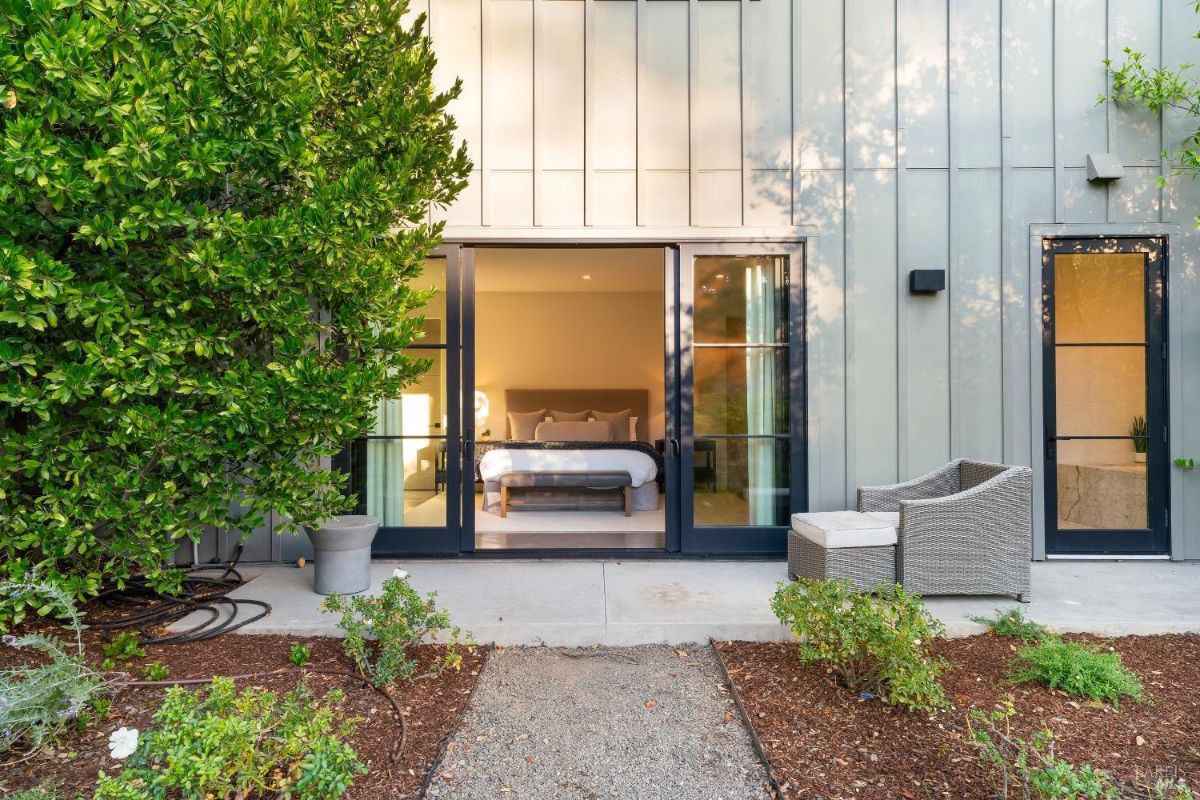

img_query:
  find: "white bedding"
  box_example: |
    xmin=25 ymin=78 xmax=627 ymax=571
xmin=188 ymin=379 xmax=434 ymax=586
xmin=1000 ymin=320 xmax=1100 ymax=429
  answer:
xmin=478 ymin=448 xmax=658 ymax=488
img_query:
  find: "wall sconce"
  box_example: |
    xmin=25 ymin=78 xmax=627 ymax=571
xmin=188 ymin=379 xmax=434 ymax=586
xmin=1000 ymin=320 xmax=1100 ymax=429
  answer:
xmin=473 ymin=389 xmax=490 ymax=429
xmin=1086 ymin=152 xmax=1125 ymax=183
xmin=908 ymin=269 xmax=946 ymax=294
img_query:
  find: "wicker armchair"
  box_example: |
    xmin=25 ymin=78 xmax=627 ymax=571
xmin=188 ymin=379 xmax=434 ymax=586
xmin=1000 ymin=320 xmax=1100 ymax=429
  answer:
xmin=857 ymin=459 xmax=1032 ymax=601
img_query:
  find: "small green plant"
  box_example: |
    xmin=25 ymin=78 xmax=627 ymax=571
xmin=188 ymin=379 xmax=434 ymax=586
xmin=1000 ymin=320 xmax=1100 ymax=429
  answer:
xmin=0 ymin=576 xmax=113 ymax=754
xmin=970 ymin=698 xmax=1193 ymax=799
xmin=970 ymin=607 xmax=1049 ymax=640
xmin=1009 ymin=636 xmax=1143 ymax=706
xmin=100 ymin=632 xmax=146 ymax=671
xmin=322 ymin=571 xmax=470 ymax=686
xmin=1175 ymin=457 xmax=1195 ymax=471
xmin=140 ymin=662 xmax=169 ymax=681
xmin=770 ymin=579 xmax=949 ymax=713
xmin=93 ymin=676 xmax=365 ymax=800
xmin=1131 ymin=415 xmax=1149 ymax=454
xmin=290 ymin=643 xmax=313 ymax=667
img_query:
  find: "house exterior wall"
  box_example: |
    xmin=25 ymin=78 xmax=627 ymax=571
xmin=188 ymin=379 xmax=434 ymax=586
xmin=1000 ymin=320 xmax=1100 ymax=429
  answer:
xmin=422 ymin=0 xmax=1200 ymax=560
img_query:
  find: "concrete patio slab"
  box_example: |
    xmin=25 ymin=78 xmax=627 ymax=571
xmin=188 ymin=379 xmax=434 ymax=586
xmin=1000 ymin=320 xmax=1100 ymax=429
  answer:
xmin=173 ymin=559 xmax=1200 ymax=645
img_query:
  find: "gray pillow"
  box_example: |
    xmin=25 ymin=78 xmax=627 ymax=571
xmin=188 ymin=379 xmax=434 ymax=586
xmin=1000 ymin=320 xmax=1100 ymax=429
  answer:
xmin=549 ymin=409 xmax=590 ymax=422
xmin=591 ymin=408 xmax=634 ymax=442
xmin=507 ymin=408 xmax=548 ymax=440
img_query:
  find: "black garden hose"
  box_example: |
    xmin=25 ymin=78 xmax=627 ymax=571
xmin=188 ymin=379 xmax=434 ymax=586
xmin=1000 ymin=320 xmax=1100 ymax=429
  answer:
xmin=85 ymin=543 xmax=272 ymax=645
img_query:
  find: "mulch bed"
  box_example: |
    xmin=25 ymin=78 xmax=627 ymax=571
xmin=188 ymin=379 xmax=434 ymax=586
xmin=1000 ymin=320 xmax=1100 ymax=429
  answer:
xmin=717 ymin=634 xmax=1200 ymax=799
xmin=0 ymin=621 xmax=486 ymax=799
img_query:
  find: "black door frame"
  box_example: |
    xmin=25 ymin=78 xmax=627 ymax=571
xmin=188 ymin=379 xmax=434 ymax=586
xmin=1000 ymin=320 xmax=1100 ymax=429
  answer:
xmin=355 ymin=236 xmax=808 ymax=558
xmin=358 ymin=243 xmax=466 ymax=556
xmin=677 ymin=242 xmax=808 ymax=555
xmin=1041 ymin=235 xmax=1170 ymax=556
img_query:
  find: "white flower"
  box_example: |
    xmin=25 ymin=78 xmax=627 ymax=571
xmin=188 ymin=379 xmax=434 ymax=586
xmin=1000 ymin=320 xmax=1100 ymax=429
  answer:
xmin=392 ymin=569 xmax=409 ymax=580
xmin=108 ymin=726 xmax=139 ymax=759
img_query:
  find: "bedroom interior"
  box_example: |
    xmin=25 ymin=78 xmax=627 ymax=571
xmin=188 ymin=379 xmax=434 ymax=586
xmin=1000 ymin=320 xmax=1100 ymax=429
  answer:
xmin=472 ymin=247 xmax=668 ymax=549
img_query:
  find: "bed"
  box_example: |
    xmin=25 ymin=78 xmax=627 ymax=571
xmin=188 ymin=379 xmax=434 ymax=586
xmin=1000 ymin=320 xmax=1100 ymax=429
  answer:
xmin=475 ymin=389 xmax=663 ymax=513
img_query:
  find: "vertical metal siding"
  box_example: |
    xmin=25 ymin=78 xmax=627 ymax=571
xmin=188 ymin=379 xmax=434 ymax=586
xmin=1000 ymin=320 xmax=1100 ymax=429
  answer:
xmin=227 ymin=0 xmax=1200 ymax=562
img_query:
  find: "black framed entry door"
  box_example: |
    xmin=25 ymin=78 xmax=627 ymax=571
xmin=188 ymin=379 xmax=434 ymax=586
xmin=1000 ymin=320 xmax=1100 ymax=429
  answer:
xmin=675 ymin=243 xmax=807 ymax=555
xmin=1042 ymin=237 xmax=1169 ymax=556
xmin=349 ymin=244 xmax=468 ymax=555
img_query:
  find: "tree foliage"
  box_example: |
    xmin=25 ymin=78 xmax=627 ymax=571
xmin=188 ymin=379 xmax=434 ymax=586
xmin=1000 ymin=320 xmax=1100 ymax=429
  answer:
xmin=0 ymin=0 xmax=470 ymax=622
xmin=1106 ymin=2 xmax=1200 ymax=213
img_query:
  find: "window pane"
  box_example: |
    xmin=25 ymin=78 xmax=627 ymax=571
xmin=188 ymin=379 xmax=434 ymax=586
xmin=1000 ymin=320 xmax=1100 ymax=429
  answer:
xmin=694 ymin=438 xmax=789 ymax=526
xmin=371 ymin=349 xmax=448 ymax=436
xmin=694 ymin=255 xmax=788 ymax=344
xmin=356 ymin=437 xmax=447 ymax=527
xmin=1052 ymin=251 xmax=1151 ymax=531
xmin=1056 ymin=462 xmax=1147 ymax=530
xmin=411 ymin=257 xmax=448 ymax=345
xmin=1054 ymin=253 xmax=1145 ymax=343
xmin=694 ymin=347 xmax=789 ymax=435
xmin=1055 ymin=346 xmax=1145 ymax=438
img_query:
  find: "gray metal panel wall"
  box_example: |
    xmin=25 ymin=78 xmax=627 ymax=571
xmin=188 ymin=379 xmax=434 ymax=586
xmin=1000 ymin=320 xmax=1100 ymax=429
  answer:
xmin=216 ymin=0 xmax=1200 ymax=561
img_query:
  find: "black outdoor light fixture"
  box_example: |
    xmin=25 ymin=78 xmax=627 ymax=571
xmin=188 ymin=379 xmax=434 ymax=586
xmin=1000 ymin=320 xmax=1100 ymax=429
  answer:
xmin=909 ymin=269 xmax=946 ymax=294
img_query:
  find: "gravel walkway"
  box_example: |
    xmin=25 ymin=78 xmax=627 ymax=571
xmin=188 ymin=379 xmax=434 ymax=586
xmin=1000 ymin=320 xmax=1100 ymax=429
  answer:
xmin=425 ymin=644 xmax=771 ymax=799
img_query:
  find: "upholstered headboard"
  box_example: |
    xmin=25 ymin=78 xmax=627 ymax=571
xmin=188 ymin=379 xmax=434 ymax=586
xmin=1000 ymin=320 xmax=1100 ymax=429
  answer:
xmin=504 ymin=389 xmax=650 ymax=442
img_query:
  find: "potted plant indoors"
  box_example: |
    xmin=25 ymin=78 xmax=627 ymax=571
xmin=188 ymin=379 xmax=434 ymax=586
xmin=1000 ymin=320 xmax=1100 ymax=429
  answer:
xmin=1131 ymin=415 xmax=1148 ymax=464
xmin=304 ymin=515 xmax=381 ymax=595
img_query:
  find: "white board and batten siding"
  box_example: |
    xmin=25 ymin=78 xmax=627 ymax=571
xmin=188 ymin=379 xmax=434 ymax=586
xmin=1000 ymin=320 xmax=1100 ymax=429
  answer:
xmin=423 ymin=0 xmax=1200 ymax=560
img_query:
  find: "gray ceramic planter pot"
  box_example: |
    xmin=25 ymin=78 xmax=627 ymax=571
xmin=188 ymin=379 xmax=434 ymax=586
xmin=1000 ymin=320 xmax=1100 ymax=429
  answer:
xmin=304 ymin=515 xmax=380 ymax=595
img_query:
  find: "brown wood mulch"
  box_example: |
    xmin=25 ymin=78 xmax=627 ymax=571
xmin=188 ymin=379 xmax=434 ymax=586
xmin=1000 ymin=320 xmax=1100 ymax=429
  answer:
xmin=717 ymin=634 xmax=1200 ymax=800
xmin=0 ymin=622 xmax=486 ymax=800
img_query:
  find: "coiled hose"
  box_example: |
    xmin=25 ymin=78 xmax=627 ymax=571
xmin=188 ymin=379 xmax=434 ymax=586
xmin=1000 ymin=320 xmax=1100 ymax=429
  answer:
xmin=86 ymin=544 xmax=271 ymax=644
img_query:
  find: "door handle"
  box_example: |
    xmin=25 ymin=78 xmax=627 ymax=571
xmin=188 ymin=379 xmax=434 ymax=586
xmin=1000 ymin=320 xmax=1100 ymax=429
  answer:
xmin=1045 ymin=428 xmax=1056 ymax=461
xmin=670 ymin=438 xmax=680 ymax=456
xmin=461 ymin=428 xmax=474 ymax=457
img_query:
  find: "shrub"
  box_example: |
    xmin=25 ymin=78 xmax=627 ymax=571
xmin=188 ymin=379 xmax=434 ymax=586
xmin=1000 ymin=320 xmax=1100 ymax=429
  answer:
xmin=0 ymin=577 xmax=111 ymax=754
xmin=93 ymin=677 xmax=365 ymax=800
xmin=290 ymin=643 xmax=313 ymax=667
xmin=970 ymin=607 xmax=1049 ymax=640
xmin=0 ymin=0 xmax=471 ymax=624
xmin=100 ymin=632 xmax=145 ymax=671
xmin=1009 ymin=636 xmax=1143 ymax=706
xmin=969 ymin=698 xmax=1194 ymax=800
xmin=770 ymin=579 xmax=948 ymax=713
xmin=322 ymin=572 xmax=468 ymax=686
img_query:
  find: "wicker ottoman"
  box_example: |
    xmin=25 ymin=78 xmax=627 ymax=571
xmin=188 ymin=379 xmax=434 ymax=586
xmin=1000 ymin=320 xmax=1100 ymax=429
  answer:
xmin=788 ymin=511 xmax=897 ymax=591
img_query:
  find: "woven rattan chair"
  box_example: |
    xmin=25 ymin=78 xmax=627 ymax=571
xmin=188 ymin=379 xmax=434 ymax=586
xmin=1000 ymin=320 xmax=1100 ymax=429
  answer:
xmin=857 ymin=459 xmax=1032 ymax=601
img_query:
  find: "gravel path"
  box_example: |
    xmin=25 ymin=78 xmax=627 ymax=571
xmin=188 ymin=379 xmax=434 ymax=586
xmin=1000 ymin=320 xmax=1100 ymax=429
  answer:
xmin=425 ymin=644 xmax=771 ymax=799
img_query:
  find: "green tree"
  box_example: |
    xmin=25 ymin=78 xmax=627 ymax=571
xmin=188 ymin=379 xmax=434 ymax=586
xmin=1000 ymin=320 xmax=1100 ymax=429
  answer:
xmin=0 ymin=0 xmax=470 ymax=622
xmin=1106 ymin=3 xmax=1200 ymax=217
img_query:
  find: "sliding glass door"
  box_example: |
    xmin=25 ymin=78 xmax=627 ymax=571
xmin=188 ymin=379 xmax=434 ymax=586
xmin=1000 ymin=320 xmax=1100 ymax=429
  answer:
xmin=347 ymin=245 xmax=467 ymax=554
xmin=676 ymin=243 xmax=806 ymax=554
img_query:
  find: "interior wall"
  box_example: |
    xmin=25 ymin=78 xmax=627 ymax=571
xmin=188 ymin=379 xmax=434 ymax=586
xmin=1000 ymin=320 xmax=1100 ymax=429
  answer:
xmin=474 ymin=291 xmax=665 ymax=442
xmin=1053 ymin=253 xmax=1147 ymax=467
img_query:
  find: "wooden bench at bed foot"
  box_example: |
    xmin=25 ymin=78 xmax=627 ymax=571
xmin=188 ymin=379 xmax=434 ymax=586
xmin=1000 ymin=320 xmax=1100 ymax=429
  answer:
xmin=498 ymin=471 xmax=633 ymax=517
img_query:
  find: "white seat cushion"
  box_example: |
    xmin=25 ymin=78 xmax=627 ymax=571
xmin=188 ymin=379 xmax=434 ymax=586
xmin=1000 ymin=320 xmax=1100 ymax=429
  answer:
xmin=790 ymin=511 xmax=898 ymax=549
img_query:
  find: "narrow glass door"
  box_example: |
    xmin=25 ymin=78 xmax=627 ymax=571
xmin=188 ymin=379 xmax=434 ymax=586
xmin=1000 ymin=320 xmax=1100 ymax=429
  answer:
xmin=678 ymin=243 xmax=806 ymax=554
xmin=1042 ymin=238 xmax=1169 ymax=555
xmin=350 ymin=245 xmax=465 ymax=555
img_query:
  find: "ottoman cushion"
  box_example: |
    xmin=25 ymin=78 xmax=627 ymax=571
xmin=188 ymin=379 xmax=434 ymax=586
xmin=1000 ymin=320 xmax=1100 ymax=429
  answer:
xmin=790 ymin=511 xmax=897 ymax=549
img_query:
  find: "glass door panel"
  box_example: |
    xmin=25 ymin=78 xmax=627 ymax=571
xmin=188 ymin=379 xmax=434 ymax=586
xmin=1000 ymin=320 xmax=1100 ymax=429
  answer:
xmin=1043 ymin=243 xmax=1168 ymax=554
xmin=347 ymin=248 xmax=465 ymax=554
xmin=679 ymin=245 xmax=805 ymax=554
